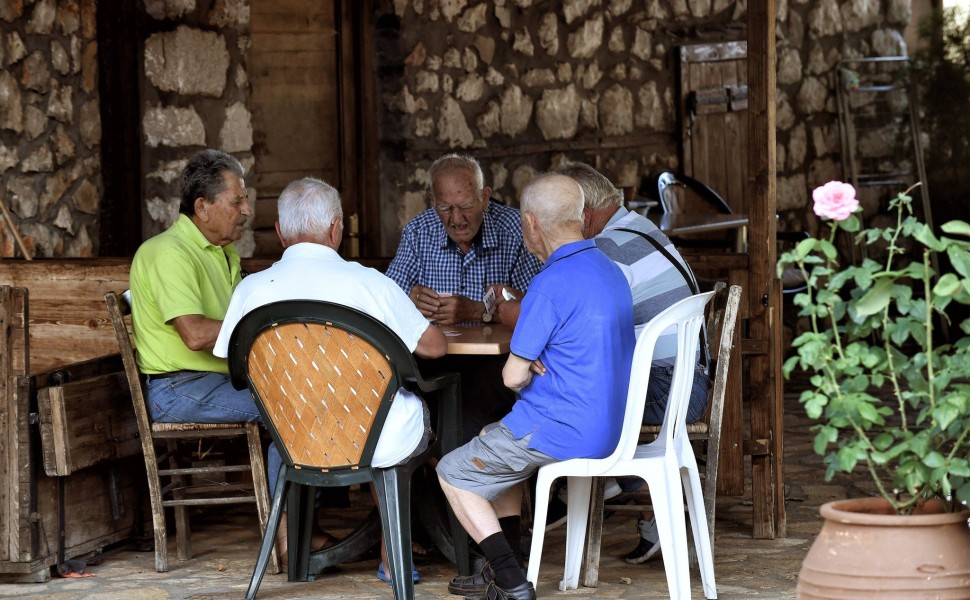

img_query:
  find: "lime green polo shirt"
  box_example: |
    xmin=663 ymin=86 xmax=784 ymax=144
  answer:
xmin=130 ymin=214 xmax=243 ymax=375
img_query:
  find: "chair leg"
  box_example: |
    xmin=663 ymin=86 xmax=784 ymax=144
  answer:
xmin=560 ymin=476 xmax=592 ymax=591
xmin=167 ymin=440 xmax=192 ymax=562
xmin=374 ymin=466 xmax=415 ymax=600
xmin=682 ymin=465 xmax=717 ymax=599
xmin=144 ymin=444 xmax=170 ymax=572
xmin=581 ymin=478 xmax=606 ymax=588
xmin=644 ymin=466 xmax=690 ymax=599
xmin=247 ymin=476 xmax=289 ymax=600
xmin=246 ymin=423 xmax=280 ymax=574
xmin=288 ymin=483 xmax=315 ymax=582
xmin=526 ymin=471 xmax=556 ymax=588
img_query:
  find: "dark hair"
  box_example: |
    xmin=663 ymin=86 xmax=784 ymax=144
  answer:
xmin=179 ymin=149 xmax=245 ymax=215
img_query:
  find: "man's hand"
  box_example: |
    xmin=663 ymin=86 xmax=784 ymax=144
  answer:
xmin=487 ymin=284 xmax=524 ymax=326
xmin=408 ymin=284 xmax=441 ymax=317
xmin=410 ymin=285 xmax=482 ymax=325
xmin=529 ymin=357 xmax=547 ymax=376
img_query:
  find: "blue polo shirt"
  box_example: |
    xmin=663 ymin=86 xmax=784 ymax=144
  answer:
xmin=502 ymin=239 xmax=634 ymax=460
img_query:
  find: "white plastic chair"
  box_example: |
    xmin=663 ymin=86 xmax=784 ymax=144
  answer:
xmin=526 ymin=291 xmax=717 ymax=599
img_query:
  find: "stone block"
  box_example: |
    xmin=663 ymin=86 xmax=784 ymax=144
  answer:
xmin=456 ymin=73 xmax=484 ymax=102
xmin=521 ymin=68 xmax=555 ymax=88
xmin=474 ymin=35 xmax=494 ymax=64
xmin=144 ymin=26 xmax=228 ymax=97
xmin=796 ymin=77 xmax=827 ymax=114
xmin=536 ymin=84 xmax=580 ymax=140
xmin=22 ymin=50 xmax=51 ymax=93
xmin=143 ymin=104 xmax=206 ymax=147
xmin=0 ymin=70 xmax=23 ymax=132
xmin=580 ymin=62 xmax=603 ymax=89
xmin=476 ymin=100 xmax=501 ymax=138
xmin=608 ymin=25 xmax=625 ymax=53
xmin=631 ymin=25 xmax=651 ymax=61
xmin=786 ymin=123 xmax=807 ymax=171
xmin=0 ymin=0 xmax=24 ymax=22
xmin=438 ymin=0 xmax=468 ymax=22
xmin=415 ymin=71 xmax=439 ymax=93
xmin=7 ymin=32 xmax=27 ymax=65
xmin=41 ymin=168 xmax=72 ymax=217
xmin=22 ymin=144 xmax=53 ymax=172
xmin=73 ymin=178 xmax=99 ymax=214
xmin=81 ymin=41 xmax=97 ymax=92
xmin=66 ymin=224 xmax=93 ymax=257
xmin=52 ymin=124 xmax=76 ymax=165
xmin=26 ymin=0 xmax=55 ymax=34
xmin=147 ymin=158 xmax=188 ymax=184
xmin=609 ymin=0 xmax=633 ymax=16
xmin=500 ymin=84 xmax=533 ymax=136
xmin=777 ymin=47 xmax=802 ymax=85
xmin=56 ymin=0 xmax=80 ymax=35
xmin=462 ymin=47 xmax=477 ymax=71
xmin=414 ymin=116 xmax=434 ymax=137
xmin=457 ymin=3 xmax=486 ymax=32
xmin=538 ymin=13 xmax=558 ymax=55
xmin=146 ymin=196 xmax=180 ymax=228
xmin=436 ymin=96 xmax=474 ymax=147
xmin=513 ymin=28 xmax=534 ymax=56
xmin=80 ymin=0 xmax=95 ymax=39
xmin=47 ymin=81 xmax=74 ymax=124
xmin=79 ymin=99 xmax=101 ymax=148
xmin=564 ymin=0 xmax=597 ymax=24
xmin=599 ymin=84 xmax=634 ymax=135
xmin=7 ymin=175 xmax=38 ymax=218
xmin=808 ymin=0 xmax=843 ymax=37
xmin=443 ymin=48 xmax=461 ymax=68
xmin=54 ymin=204 xmax=75 ymax=234
xmin=0 ymin=142 xmax=15 ymax=173
xmin=144 ymin=0 xmax=196 ymax=20
xmin=567 ymin=13 xmax=603 ymax=59
xmin=209 ymin=0 xmax=249 ymax=28
xmin=219 ymin=101 xmax=252 ymax=153
xmin=51 ymin=40 xmax=70 ymax=74
xmin=635 ymin=81 xmax=666 ymax=130
xmin=405 ymin=42 xmax=427 ymax=66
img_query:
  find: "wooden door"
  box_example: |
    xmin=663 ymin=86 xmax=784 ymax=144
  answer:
xmin=249 ymin=0 xmax=341 ymax=257
xmin=679 ymin=42 xmax=748 ymax=214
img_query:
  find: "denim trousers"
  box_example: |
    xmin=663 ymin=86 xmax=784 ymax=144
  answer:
xmin=145 ymin=371 xmax=284 ymax=497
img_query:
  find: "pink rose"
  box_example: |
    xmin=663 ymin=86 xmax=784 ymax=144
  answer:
xmin=812 ymin=181 xmax=859 ymax=221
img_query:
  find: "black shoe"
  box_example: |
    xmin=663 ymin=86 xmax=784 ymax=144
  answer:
xmin=624 ymin=536 xmax=662 ymax=564
xmin=448 ymin=563 xmax=494 ymax=596
xmin=464 ymin=580 xmax=536 ymax=600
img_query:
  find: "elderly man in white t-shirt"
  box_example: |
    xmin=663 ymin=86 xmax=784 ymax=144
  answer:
xmin=213 ymin=177 xmax=446 ymax=583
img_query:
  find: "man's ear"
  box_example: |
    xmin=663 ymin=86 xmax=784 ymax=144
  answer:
xmin=275 ymin=221 xmax=288 ymax=248
xmin=193 ymin=197 xmax=208 ymax=220
xmin=329 ymin=217 xmax=344 ymax=247
xmin=481 ymin=187 xmax=493 ymax=205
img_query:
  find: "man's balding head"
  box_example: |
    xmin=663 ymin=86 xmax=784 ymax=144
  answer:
xmin=520 ymin=174 xmax=585 ymax=228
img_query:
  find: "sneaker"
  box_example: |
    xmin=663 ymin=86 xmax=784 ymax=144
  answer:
xmin=448 ymin=562 xmax=494 ymax=596
xmin=624 ymin=536 xmax=662 ymax=564
xmin=624 ymin=517 xmax=662 ymax=564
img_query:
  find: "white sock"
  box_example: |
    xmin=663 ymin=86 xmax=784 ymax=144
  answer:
xmin=604 ymin=478 xmax=622 ymax=500
xmin=637 ymin=517 xmax=659 ymax=543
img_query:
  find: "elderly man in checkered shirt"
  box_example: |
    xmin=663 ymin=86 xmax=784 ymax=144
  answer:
xmin=387 ymin=154 xmax=542 ymax=444
xmin=386 ymin=153 xmax=541 ymax=326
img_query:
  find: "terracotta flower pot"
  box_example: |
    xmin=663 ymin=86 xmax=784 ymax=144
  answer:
xmin=797 ymin=497 xmax=970 ymax=599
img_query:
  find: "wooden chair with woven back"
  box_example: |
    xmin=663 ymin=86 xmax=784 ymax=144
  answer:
xmin=226 ymin=299 xmax=465 ymax=600
xmin=103 ymin=291 xmax=277 ymax=574
xmin=580 ymin=282 xmax=742 ymax=585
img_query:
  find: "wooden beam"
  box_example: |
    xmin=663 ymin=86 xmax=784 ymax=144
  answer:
xmin=747 ymin=0 xmax=786 ymax=539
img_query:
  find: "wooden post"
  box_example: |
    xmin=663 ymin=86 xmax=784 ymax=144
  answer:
xmin=747 ymin=0 xmax=786 ymax=539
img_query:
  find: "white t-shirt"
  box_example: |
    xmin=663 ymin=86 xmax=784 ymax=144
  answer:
xmin=214 ymin=243 xmax=431 ymax=467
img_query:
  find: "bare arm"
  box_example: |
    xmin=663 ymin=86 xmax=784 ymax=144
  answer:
xmin=415 ymin=324 xmax=447 ymax=359
xmin=171 ymin=314 xmax=223 ymax=352
xmin=503 ymin=354 xmax=534 ymax=392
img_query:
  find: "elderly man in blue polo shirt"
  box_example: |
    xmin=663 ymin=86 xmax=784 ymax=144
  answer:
xmin=436 ymin=173 xmax=635 ymax=600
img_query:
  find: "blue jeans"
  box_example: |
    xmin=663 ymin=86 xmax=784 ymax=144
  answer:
xmin=619 ymin=363 xmax=711 ymax=494
xmin=642 ymin=363 xmax=710 ymax=426
xmin=145 ymin=371 xmax=283 ymax=497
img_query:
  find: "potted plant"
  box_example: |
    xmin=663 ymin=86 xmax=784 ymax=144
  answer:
xmin=778 ymin=181 xmax=970 ymax=598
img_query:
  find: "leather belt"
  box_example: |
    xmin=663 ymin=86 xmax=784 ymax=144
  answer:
xmin=147 ymin=369 xmax=201 ymax=380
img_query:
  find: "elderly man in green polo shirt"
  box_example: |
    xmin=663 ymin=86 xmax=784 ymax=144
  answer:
xmin=129 ymin=149 xmax=332 ymax=560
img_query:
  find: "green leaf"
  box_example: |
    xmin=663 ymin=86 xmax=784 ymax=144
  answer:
xmin=854 ymin=278 xmax=894 ymax=317
xmin=795 ymin=237 xmax=817 ymax=258
xmin=947 ymin=246 xmax=970 ymax=277
xmin=840 ymin=215 xmax=861 ymax=233
xmin=934 ymin=273 xmax=961 ymax=297
xmin=941 ymin=220 xmax=970 ymax=237
xmin=923 ymin=452 xmax=947 ymax=468
xmin=915 ymin=224 xmax=946 ymax=251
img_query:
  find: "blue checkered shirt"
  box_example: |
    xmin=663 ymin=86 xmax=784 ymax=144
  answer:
xmin=386 ymin=202 xmax=542 ymax=302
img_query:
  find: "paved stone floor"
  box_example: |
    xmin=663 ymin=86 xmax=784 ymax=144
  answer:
xmin=0 ymin=392 xmax=857 ymax=599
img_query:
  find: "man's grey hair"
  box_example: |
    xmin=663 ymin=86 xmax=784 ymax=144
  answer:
xmin=520 ymin=173 xmax=585 ymax=227
xmin=427 ymin=153 xmax=486 ymax=203
xmin=179 ymin=149 xmax=245 ymax=215
xmin=277 ymin=177 xmax=343 ymax=241
xmin=553 ymin=162 xmax=623 ymax=210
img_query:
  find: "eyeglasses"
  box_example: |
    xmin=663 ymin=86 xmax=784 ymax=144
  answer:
xmin=434 ymin=202 xmax=479 ymax=215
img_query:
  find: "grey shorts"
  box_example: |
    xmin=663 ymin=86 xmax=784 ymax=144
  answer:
xmin=436 ymin=422 xmax=557 ymax=502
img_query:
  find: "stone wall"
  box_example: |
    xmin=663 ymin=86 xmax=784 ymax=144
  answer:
xmin=139 ymin=0 xmax=256 ymax=255
xmin=0 ymin=0 xmax=100 ymax=258
xmin=375 ymin=0 xmax=911 ymax=254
